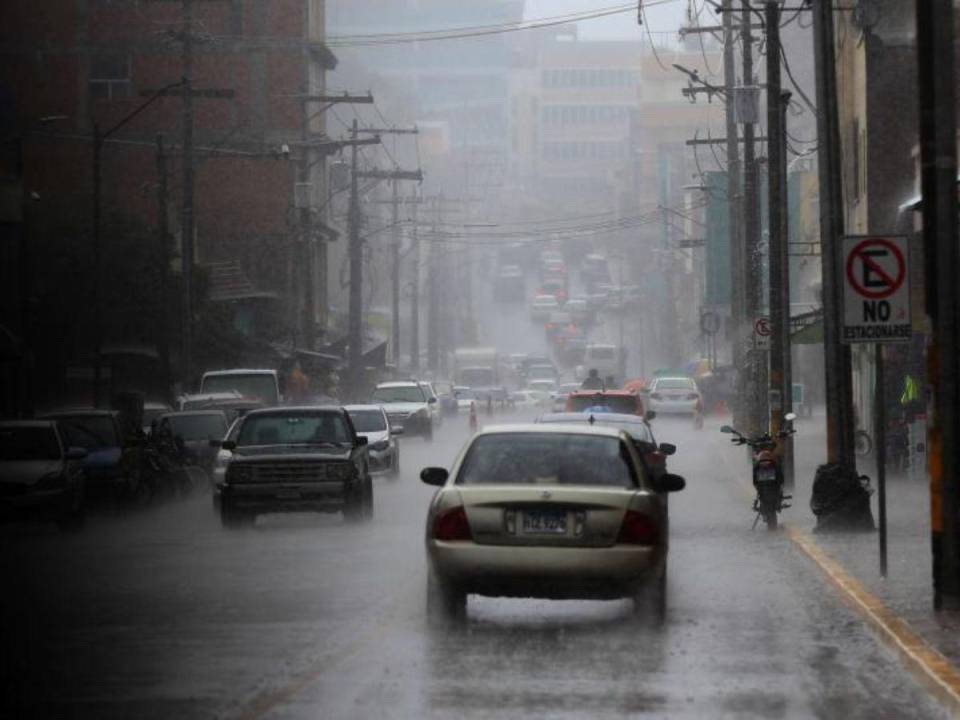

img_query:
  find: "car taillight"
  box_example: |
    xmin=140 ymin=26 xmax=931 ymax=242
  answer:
xmin=617 ymin=510 xmax=659 ymax=545
xmin=650 ymin=392 xmax=662 ymax=400
xmin=686 ymin=393 xmax=699 ymax=400
xmin=433 ymin=506 xmax=473 ymax=541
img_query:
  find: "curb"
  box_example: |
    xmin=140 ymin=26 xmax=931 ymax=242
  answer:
xmin=788 ymin=527 xmax=960 ymax=717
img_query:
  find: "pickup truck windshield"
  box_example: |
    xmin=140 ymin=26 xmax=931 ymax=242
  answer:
xmin=238 ymin=412 xmax=351 ymax=446
xmin=371 ymin=386 xmax=425 ymax=403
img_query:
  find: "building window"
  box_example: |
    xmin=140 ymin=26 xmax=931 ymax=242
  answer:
xmin=89 ymin=54 xmax=131 ymax=100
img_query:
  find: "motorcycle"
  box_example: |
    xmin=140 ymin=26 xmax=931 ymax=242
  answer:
xmin=720 ymin=413 xmax=797 ymax=530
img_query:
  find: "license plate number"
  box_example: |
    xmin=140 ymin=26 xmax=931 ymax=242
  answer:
xmin=522 ymin=510 xmax=567 ymax=534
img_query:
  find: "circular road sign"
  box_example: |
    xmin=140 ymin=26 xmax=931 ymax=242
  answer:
xmin=754 ymin=317 xmax=772 ymax=337
xmin=700 ymin=311 xmax=721 ymax=336
xmin=845 ymin=238 xmax=906 ymax=301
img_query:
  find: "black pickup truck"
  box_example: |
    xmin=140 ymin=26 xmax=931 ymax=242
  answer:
xmin=217 ymin=406 xmax=372 ymax=528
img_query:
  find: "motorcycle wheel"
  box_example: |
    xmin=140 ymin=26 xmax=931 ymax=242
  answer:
xmin=763 ymin=507 xmax=779 ymax=531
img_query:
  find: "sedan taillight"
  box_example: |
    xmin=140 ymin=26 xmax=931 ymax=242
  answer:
xmin=686 ymin=393 xmax=699 ymax=401
xmin=433 ymin=506 xmax=473 ymax=541
xmin=617 ymin=510 xmax=659 ymax=545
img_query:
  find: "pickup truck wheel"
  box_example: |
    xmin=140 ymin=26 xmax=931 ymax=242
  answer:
xmin=632 ymin=567 xmax=666 ymax=625
xmin=220 ymin=502 xmax=253 ymax=529
xmin=361 ymin=477 xmax=374 ymax=520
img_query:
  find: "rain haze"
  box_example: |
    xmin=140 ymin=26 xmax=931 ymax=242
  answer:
xmin=2 ymin=1 xmax=959 ymax=719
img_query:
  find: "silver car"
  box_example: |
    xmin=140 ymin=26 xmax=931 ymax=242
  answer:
xmin=345 ymin=405 xmax=402 ymax=476
xmin=647 ymin=376 xmax=702 ymax=416
xmin=421 ymin=424 xmax=685 ymax=623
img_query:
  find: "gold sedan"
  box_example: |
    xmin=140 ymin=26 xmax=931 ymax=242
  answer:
xmin=421 ymin=424 xmax=685 ymax=623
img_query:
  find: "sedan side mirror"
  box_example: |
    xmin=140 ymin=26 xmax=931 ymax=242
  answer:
xmin=65 ymin=447 xmax=88 ymax=461
xmin=428 ymin=397 xmax=437 ymax=404
xmin=658 ymin=442 xmax=676 ymax=456
xmin=644 ymin=410 xmax=656 ymax=421
xmin=420 ymin=466 xmax=449 ymax=486
xmin=719 ymin=425 xmax=734 ymax=434
xmin=221 ymin=440 xmax=237 ymax=451
xmin=655 ymin=472 xmax=686 ymax=493
xmin=391 ymin=426 xmax=404 ymax=436
xmin=209 ymin=439 xmax=222 ymax=448
xmin=355 ymin=435 xmax=369 ymax=447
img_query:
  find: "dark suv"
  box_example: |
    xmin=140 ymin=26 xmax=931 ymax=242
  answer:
xmin=217 ymin=406 xmax=372 ymax=528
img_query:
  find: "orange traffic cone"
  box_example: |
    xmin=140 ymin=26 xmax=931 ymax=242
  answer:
xmin=469 ymin=402 xmax=478 ymax=432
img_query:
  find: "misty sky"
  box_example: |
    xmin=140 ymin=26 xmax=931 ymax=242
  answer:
xmin=524 ymin=0 xmax=686 ymax=40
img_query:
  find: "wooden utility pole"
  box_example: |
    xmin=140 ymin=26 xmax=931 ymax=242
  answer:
xmin=917 ymin=0 xmax=960 ymax=609
xmin=722 ymin=0 xmax=744 ymax=426
xmin=347 ymin=119 xmax=363 ymax=399
xmin=156 ymin=134 xmax=172 ymax=399
xmin=410 ymin=197 xmax=421 ymax=372
xmin=812 ymin=0 xmax=855 ymax=467
xmin=765 ymin=1 xmax=793 ymax=485
xmin=180 ymin=0 xmax=196 ymax=386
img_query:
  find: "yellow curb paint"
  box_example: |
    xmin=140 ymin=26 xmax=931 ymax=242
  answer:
xmin=788 ymin=527 xmax=960 ymax=717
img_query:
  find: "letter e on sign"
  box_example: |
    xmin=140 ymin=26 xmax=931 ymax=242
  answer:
xmin=842 ymin=236 xmax=911 ymax=344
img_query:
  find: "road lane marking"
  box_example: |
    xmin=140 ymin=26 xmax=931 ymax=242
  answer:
xmin=709 ymin=427 xmax=960 ymax=714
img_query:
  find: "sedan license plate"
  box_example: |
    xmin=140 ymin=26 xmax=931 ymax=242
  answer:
xmin=522 ymin=510 xmax=567 ymax=535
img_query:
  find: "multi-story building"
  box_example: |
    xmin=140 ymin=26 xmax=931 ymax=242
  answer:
xmin=0 ymin=0 xmax=336 ymax=407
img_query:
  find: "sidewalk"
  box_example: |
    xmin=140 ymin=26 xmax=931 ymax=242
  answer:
xmin=782 ymin=408 xmax=960 ymax=667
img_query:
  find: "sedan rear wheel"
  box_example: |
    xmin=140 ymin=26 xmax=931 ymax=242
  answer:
xmin=632 ymin=567 xmax=666 ymax=624
xmin=426 ymin=569 xmax=466 ymax=625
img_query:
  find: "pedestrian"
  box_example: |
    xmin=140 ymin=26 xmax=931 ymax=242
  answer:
xmin=581 ymin=368 xmax=603 ymax=390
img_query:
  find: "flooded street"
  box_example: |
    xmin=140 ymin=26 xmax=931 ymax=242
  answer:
xmin=3 ymin=414 xmax=944 ymax=719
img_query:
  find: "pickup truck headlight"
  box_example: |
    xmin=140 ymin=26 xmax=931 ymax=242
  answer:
xmin=227 ymin=465 xmax=253 ymax=483
xmin=328 ymin=463 xmax=355 ymax=481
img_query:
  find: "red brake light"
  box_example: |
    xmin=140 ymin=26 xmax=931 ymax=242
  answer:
xmin=617 ymin=510 xmax=659 ymax=545
xmin=433 ymin=506 xmax=473 ymax=541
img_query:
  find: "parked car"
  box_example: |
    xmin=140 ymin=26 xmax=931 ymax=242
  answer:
xmin=370 ymin=381 xmax=436 ymax=440
xmin=510 ymin=389 xmax=551 ymax=410
xmin=218 ymin=406 xmax=373 ymax=527
xmin=529 ymin=294 xmax=559 ymax=321
xmin=646 ymin=376 xmax=703 ymax=416
xmin=421 ymin=424 xmax=685 ymax=622
xmin=551 ymin=382 xmax=583 ymax=412
xmin=199 ymin=368 xmax=280 ymax=406
xmin=157 ymin=410 xmax=229 ymax=474
xmin=0 ymin=420 xmax=86 ymax=530
xmin=346 ymin=404 xmax=402 ymax=476
xmin=40 ymin=409 xmax=127 ymax=499
xmin=566 ymin=390 xmax=648 ymax=417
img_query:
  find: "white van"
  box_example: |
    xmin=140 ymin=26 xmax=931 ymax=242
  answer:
xmin=199 ymin=369 xmax=281 ymax=406
xmin=583 ymin=344 xmax=619 ymax=379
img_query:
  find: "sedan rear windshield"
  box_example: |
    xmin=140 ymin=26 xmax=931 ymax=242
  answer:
xmin=165 ymin=414 xmax=227 ymax=441
xmin=457 ymin=433 xmax=637 ymax=488
xmin=238 ymin=412 xmax=351 ymax=447
xmin=54 ymin=415 xmax=119 ymax=449
xmin=348 ymin=410 xmax=386 ymax=433
xmin=0 ymin=427 xmax=61 ymax=461
xmin=655 ymin=378 xmax=696 ymax=391
xmin=568 ymin=395 xmax=638 ymax=414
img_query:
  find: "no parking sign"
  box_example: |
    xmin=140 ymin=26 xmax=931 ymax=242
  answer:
xmin=842 ymin=236 xmax=912 ymax=344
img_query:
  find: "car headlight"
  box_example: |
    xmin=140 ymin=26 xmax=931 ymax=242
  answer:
xmin=370 ymin=440 xmax=389 ymax=451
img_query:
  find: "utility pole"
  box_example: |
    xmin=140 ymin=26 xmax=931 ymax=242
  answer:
xmin=917 ymin=0 xmax=960 ymax=609
xmin=92 ymin=122 xmax=103 ymax=407
xmin=298 ymin=65 xmax=314 ymax=350
xmin=427 ymin=195 xmax=440 ymax=372
xmin=180 ymin=0 xmax=196 ymax=387
xmin=156 ymin=134 xmax=172 ymax=400
xmin=410 ymin=197 xmax=420 ymax=372
xmin=812 ymin=0 xmax=855 ymax=467
xmin=765 ymin=1 xmax=793 ymax=484
xmin=347 ymin=118 xmax=363 ymax=399
xmin=722 ymin=0 xmax=744 ymax=427
xmin=740 ymin=0 xmax=764 ymax=436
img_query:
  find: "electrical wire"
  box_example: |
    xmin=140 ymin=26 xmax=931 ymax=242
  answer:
xmin=642 ymin=1 xmax=673 ymax=72
xmin=780 ymin=44 xmax=818 ymax=117
xmin=692 ymin=0 xmax=721 ymax=78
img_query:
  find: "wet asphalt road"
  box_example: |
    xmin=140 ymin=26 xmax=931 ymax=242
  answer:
xmin=0 ymin=412 xmax=949 ymax=720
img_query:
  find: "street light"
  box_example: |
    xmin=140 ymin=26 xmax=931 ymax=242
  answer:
xmin=91 ymin=79 xmax=185 ymax=407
